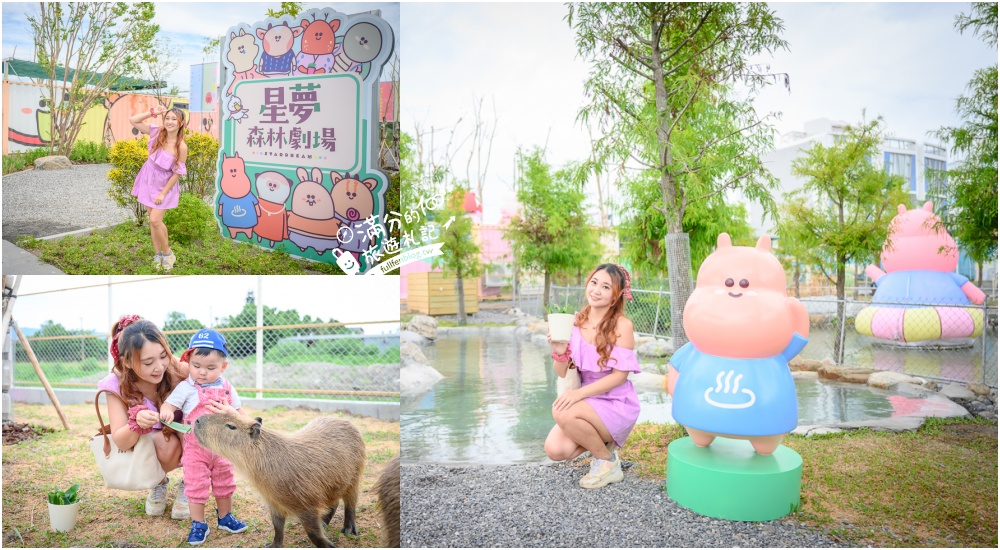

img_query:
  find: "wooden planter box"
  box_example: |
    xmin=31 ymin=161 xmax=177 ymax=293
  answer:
xmin=407 ymin=272 xmax=479 ymax=316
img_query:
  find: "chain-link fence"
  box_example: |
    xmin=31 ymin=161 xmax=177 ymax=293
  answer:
xmin=4 ymin=276 xmax=400 ymax=403
xmin=544 ymin=283 xmax=998 ymax=387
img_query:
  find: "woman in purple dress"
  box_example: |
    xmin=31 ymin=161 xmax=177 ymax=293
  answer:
xmin=129 ymin=105 xmax=189 ymax=271
xmin=545 ymin=263 xmax=640 ymax=489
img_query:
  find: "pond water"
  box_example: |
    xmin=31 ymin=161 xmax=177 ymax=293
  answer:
xmin=401 ymin=331 xmax=925 ymax=464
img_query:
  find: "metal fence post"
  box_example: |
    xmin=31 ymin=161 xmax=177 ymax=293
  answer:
xmin=652 ymin=284 xmax=662 ymax=340
xmin=983 ymin=301 xmax=988 ymax=387
xmin=256 ymin=276 xmax=264 ymax=399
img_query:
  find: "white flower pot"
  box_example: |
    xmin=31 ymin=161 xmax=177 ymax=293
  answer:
xmin=548 ymin=313 xmax=575 ymax=342
xmin=47 ymin=502 xmax=79 ymax=532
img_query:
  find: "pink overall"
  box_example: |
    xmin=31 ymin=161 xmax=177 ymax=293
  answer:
xmin=181 ymin=378 xmax=237 ymax=505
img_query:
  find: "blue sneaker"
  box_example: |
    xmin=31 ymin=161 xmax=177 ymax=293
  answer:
xmin=187 ymin=521 xmax=209 ymax=545
xmin=217 ymin=511 xmax=247 ymax=534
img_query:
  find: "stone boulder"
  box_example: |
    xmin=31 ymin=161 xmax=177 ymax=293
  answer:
xmin=818 ymin=364 xmax=874 ymax=384
xmin=967 ymin=383 xmax=992 ymax=396
xmin=636 ymin=339 xmax=672 ymax=358
xmin=400 ymin=330 xmax=430 ymax=346
xmin=401 ymin=341 xmax=429 ymax=366
xmin=788 ymin=356 xmax=822 ymax=372
xmin=527 ymin=321 xmax=549 ymax=335
xmin=404 ymin=315 xmax=438 ymax=341
xmin=867 ymin=371 xmax=922 ymax=390
xmin=33 ymin=155 xmax=72 ymax=170
xmin=400 ymin=363 xmax=445 ymax=398
xmin=939 ymin=383 xmax=976 ymax=400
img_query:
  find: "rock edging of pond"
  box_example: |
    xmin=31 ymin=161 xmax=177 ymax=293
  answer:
xmin=400 ymin=318 xmax=444 ymax=398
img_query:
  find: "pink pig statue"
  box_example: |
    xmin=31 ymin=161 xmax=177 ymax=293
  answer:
xmin=666 ymin=233 xmax=809 ymax=455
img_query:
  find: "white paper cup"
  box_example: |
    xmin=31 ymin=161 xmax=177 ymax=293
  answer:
xmin=548 ymin=313 xmax=575 ymax=342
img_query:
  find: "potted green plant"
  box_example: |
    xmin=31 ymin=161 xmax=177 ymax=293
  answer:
xmin=546 ymin=304 xmax=577 ymax=343
xmin=47 ymin=484 xmax=80 ymax=532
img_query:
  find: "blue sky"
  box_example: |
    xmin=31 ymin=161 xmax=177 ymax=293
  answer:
xmin=1 ymin=1 xmax=401 ymax=90
xmin=402 ymin=2 xmax=998 ymax=223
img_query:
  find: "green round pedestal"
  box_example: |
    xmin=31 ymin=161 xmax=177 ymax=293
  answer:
xmin=666 ymin=436 xmax=802 ymax=521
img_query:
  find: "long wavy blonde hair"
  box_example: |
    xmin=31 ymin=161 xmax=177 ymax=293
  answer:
xmin=151 ymin=107 xmax=186 ymax=163
xmin=574 ymin=264 xmax=629 ymax=370
xmin=111 ymin=317 xmax=182 ymax=409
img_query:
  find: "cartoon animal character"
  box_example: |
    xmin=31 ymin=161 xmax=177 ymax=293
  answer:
xmin=226 ymin=29 xmax=262 ymax=95
xmin=295 ymin=17 xmax=340 ymax=75
xmin=855 ymin=202 xmax=986 ymax=343
xmin=666 ymin=234 xmax=809 ymax=455
xmin=332 ymin=21 xmax=383 ymax=74
xmin=253 ymin=171 xmax=291 ymax=247
xmin=330 ymin=172 xmax=378 ymax=261
xmin=217 ymin=152 xmax=260 ymax=239
xmin=286 ymin=167 xmax=341 ymax=255
xmin=257 ymin=22 xmax=302 ymax=76
xmin=226 ymin=95 xmax=249 ymax=123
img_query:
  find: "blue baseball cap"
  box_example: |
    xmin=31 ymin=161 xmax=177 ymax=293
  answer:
xmin=188 ymin=329 xmax=229 ymax=356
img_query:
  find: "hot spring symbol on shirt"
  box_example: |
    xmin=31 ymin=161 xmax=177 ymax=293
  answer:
xmin=667 ymin=233 xmax=809 ymax=455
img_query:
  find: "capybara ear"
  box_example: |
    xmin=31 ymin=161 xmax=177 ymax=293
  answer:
xmin=250 ymin=420 xmax=262 ymax=440
xmin=330 ymin=171 xmax=344 ymax=185
xmin=255 ymin=416 xmax=263 ymax=426
xmin=717 ymin=233 xmax=732 ymax=248
xmin=923 ymin=201 xmax=934 ymax=212
xmin=897 ymin=204 xmax=908 ymax=215
xmin=756 ymin=234 xmax=772 ymax=252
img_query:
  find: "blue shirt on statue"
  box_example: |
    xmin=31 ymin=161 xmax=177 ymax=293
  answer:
xmin=670 ymin=333 xmax=807 ymax=437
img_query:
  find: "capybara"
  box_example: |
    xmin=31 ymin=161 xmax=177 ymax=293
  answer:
xmin=373 ymin=455 xmax=399 ymax=547
xmin=194 ymin=413 xmax=365 ymax=548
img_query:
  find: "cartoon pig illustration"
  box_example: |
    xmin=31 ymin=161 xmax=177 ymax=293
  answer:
xmin=666 ymin=233 xmax=809 ymax=455
xmin=225 ymin=29 xmax=262 ymax=96
xmin=330 ymin=172 xmax=378 ymax=260
xmin=295 ymin=17 xmax=340 ymax=75
xmin=257 ymin=22 xmax=302 ymax=76
xmin=253 ymin=171 xmax=291 ymax=247
xmin=217 ymin=152 xmax=260 ymax=240
xmin=856 ymin=202 xmax=986 ymax=343
xmin=286 ymin=167 xmax=341 ymax=255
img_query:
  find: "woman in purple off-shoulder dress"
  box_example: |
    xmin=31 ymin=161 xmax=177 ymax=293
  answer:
xmin=129 ymin=105 xmax=189 ymax=271
xmin=545 ymin=263 xmax=641 ymax=489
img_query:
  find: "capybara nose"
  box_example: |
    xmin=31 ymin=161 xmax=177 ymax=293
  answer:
xmin=195 ymin=416 xmax=204 ymax=426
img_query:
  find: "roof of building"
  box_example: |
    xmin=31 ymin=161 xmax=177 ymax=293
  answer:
xmin=2 ymin=58 xmax=165 ymax=91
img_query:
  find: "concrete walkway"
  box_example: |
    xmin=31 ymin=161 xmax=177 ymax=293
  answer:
xmin=1 ymin=240 xmax=64 ymax=274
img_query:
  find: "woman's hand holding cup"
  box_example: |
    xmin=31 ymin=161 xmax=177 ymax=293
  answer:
xmin=547 ymin=333 xmax=568 ymax=355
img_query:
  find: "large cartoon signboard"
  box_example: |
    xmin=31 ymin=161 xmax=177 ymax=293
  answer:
xmin=216 ymin=7 xmax=394 ymax=274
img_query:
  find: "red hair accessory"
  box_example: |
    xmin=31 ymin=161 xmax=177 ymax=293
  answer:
xmin=110 ymin=314 xmax=141 ymax=364
xmin=614 ymin=264 xmax=633 ymax=302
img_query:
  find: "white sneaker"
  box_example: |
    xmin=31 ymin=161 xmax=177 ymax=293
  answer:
xmin=579 ymin=455 xmax=624 ymax=489
xmin=153 ymin=253 xmax=164 ymax=270
xmin=162 ymin=251 xmax=176 ymax=272
xmin=171 ymin=480 xmax=190 ymax=520
xmin=145 ymin=477 xmax=169 ymax=516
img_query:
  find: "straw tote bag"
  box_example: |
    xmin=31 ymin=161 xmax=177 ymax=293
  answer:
xmin=89 ymin=389 xmax=165 ymax=491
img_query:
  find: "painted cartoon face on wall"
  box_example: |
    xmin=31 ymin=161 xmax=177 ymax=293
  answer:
xmin=227 ymin=29 xmax=260 ymax=73
xmin=880 ymin=202 xmax=957 ymax=273
xmin=342 ymin=22 xmax=382 ymax=64
xmin=300 ymin=18 xmax=340 ymax=55
xmin=256 ymin=22 xmax=302 ymax=57
xmin=220 ymin=153 xmax=252 ymax=198
xmin=330 ymin=172 xmax=376 ymax=222
xmin=291 ymin=167 xmax=335 ymax=220
xmin=684 ymin=234 xmax=808 ymax=358
xmin=255 ymin=171 xmax=291 ymax=204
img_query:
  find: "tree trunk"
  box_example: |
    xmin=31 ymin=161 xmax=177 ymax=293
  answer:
xmin=456 ymin=267 xmax=467 ymax=327
xmin=977 ymin=261 xmax=983 ymax=288
xmin=794 ymin=260 xmax=801 ymax=299
xmin=665 ymin=233 xmax=693 ymax=350
xmin=543 ymin=270 xmax=551 ymax=310
xmin=834 ymin=262 xmax=847 ymax=364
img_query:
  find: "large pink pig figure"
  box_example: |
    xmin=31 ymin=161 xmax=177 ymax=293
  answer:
xmin=666 ymin=234 xmax=809 ymax=455
xmin=864 ymin=202 xmax=985 ymax=306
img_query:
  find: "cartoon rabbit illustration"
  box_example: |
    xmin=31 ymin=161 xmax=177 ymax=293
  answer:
xmin=286 ymin=167 xmax=341 ymax=255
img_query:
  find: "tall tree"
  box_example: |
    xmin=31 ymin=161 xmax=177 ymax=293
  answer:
xmin=433 ymin=186 xmax=484 ymax=326
xmin=932 ymin=2 xmax=998 ymax=286
xmin=505 ymin=148 xmax=601 ymax=308
xmin=779 ymin=116 xmax=908 ymax=363
xmin=570 ymin=2 xmax=789 ymax=348
xmin=28 ymin=2 xmax=159 ymax=157
xmin=143 ymin=35 xmax=181 ymax=106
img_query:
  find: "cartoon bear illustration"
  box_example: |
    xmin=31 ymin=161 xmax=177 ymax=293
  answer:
xmin=218 ymin=152 xmax=260 ymax=239
xmin=286 ymin=167 xmax=341 ymax=255
xmin=257 ymin=22 xmax=302 ymax=76
xmin=226 ymin=28 xmax=262 ymax=95
xmin=253 ymin=171 xmax=291 ymax=247
xmin=295 ymin=17 xmax=340 ymax=75
xmin=666 ymin=234 xmax=809 ymax=455
xmin=332 ymin=21 xmax=383 ymax=74
xmin=330 ymin=171 xmax=378 ymax=260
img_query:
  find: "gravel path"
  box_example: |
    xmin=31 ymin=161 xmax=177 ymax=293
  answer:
xmin=401 ymin=460 xmax=848 ymax=548
xmin=2 ymin=164 xmax=132 ymax=240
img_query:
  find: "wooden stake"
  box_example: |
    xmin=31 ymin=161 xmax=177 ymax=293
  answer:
xmin=11 ymin=318 xmax=70 ymax=430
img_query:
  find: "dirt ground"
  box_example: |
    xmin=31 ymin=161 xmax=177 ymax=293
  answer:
xmin=2 ymin=402 xmax=399 ymax=548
